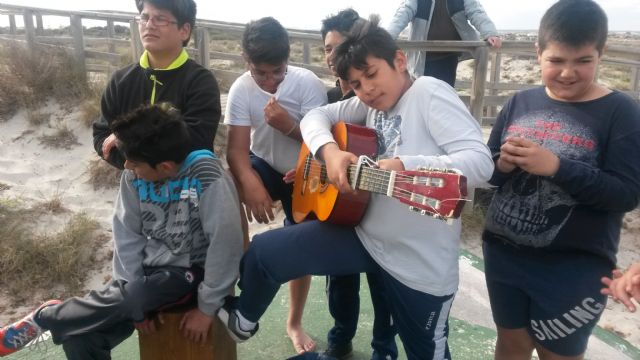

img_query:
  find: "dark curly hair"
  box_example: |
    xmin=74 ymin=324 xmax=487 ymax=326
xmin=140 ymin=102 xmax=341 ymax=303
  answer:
xmin=111 ymin=103 xmax=191 ymax=167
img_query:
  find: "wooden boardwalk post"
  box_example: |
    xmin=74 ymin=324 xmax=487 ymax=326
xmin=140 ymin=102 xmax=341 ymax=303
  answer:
xmin=138 ymin=308 xmax=237 ymax=360
xmin=488 ymin=51 xmax=502 ymax=119
xmin=107 ymin=20 xmax=116 ymax=54
xmin=23 ymin=9 xmax=35 ymax=52
xmin=469 ymin=46 xmax=488 ymax=123
xmin=9 ymin=14 xmax=16 ymax=35
xmin=129 ymin=19 xmax=144 ymax=62
xmin=196 ymin=27 xmax=210 ymax=68
xmin=70 ymin=14 xmax=87 ymax=81
xmin=35 ymin=13 xmax=43 ymax=35
xmin=302 ymin=41 xmax=310 ymax=65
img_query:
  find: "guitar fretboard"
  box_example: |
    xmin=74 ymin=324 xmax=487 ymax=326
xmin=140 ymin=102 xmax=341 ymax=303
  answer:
xmin=347 ymin=165 xmax=391 ymax=195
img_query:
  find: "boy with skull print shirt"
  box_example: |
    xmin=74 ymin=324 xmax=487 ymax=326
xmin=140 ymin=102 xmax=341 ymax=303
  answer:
xmin=482 ymin=0 xmax=640 ymax=357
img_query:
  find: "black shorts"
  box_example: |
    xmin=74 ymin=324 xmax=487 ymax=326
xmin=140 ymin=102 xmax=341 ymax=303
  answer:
xmin=483 ymin=240 xmax=610 ymax=357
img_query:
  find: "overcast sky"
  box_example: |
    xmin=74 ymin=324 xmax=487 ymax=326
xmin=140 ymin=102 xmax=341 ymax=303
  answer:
xmin=1 ymin=0 xmax=639 ymax=31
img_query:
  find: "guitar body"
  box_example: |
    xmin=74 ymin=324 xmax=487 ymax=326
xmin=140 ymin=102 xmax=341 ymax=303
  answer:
xmin=292 ymin=122 xmax=378 ymax=225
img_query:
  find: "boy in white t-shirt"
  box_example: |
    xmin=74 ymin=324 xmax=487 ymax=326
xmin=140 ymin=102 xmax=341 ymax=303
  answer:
xmin=223 ymin=16 xmax=327 ymax=355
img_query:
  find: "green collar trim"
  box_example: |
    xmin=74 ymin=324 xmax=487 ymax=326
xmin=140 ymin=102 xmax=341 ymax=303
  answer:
xmin=139 ymin=49 xmax=189 ymax=70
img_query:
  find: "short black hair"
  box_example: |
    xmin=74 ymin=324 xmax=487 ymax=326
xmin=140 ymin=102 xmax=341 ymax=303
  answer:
xmin=111 ymin=103 xmax=191 ymax=168
xmin=135 ymin=0 xmax=197 ymax=46
xmin=321 ymin=8 xmax=360 ymax=41
xmin=242 ymin=17 xmax=290 ymax=65
xmin=538 ymin=0 xmax=608 ymax=54
xmin=334 ymin=15 xmax=400 ymax=81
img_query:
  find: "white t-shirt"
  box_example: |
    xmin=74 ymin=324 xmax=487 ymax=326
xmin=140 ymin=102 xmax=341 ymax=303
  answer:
xmin=224 ymin=66 xmax=328 ymax=174
xmin=301 ymin=76 xmax=494 ymax=296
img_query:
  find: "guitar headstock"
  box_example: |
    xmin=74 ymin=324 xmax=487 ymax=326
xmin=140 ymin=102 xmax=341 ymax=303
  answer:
xmin=391 ymin=168 xmax=468 ymax=221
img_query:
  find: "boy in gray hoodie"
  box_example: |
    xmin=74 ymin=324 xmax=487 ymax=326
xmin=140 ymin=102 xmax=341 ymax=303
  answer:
xmin=0 ymin=104 xmax=243 ymax=359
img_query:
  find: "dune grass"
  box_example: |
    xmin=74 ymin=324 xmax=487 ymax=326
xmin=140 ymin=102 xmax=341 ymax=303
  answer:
xmin=0 ymin=200 xmax=101 ymax=303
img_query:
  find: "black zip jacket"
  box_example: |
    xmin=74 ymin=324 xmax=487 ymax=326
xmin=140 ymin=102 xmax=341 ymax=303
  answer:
xmin=92 ymin=56 xmax=221 ymax=169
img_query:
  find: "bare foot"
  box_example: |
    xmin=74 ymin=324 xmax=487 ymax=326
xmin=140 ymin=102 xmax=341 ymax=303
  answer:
xmin=287 ymin=325 xmax=316 ymax=354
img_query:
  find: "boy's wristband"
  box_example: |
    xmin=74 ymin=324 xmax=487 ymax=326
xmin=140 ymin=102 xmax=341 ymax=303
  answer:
xmin=284 ymin=122 xmax=298 ymax=136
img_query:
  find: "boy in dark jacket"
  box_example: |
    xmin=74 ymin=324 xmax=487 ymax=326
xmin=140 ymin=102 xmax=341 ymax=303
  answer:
xmin=93 ymin=0 xmax=220 ymax=169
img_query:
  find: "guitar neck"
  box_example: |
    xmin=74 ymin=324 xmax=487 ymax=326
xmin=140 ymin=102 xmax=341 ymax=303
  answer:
xmin=347 ymin=165 xmax=393 ymax=196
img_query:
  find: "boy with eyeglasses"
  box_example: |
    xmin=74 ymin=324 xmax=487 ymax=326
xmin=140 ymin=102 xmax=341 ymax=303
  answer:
xmin=93 ymin=0 xmax=221 ymax=170
xmin=224 ymin=16 xmax=327 ymax=355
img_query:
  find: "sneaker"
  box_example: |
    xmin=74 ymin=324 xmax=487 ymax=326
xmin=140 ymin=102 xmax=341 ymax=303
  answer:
xmin=322 ymin=342 xmax=353 ymax=360
xmin=216 ymin=296 xmax=258 ymax=343
xmin=0 ymin=300 xmax=61 ymax=356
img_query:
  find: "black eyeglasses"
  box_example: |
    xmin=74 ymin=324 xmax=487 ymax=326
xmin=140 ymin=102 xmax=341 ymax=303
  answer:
xmin=135 ymin=14 xmax=178 ymax=27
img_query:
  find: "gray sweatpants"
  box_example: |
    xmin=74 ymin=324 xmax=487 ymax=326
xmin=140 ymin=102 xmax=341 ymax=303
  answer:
xmin=37 ymin=266 xmax=202 ymax=360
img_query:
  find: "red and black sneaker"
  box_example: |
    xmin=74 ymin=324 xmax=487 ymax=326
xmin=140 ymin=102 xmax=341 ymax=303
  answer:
xmin=0 ymin=300 xmax=61 ymax=357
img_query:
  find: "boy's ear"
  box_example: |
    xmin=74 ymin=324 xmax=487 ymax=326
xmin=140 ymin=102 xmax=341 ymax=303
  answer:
xmin=393 ymin=50 xmax=408 ymax=73
xmin=157 ymin=161 xmax=178 ymax=176
xmin=179 ymin=22 xmax=191 ymax=44
xmin=535 ymin=42 xmax=542 ymax=63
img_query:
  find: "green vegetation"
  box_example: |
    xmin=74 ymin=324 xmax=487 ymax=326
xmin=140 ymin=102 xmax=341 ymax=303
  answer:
xmin=0 ymin=200 xmax=100 ymax=303
xmin=0 ymin=44 xmax=91 ymax=120
xmin=38 ymin=125 xmax=80 ymax=150
xmin=87 ymin=158 xmax=122 ymax=190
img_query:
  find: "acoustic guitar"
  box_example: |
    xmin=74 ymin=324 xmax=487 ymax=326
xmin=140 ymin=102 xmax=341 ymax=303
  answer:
xmin=292 ymin=122 xmax=468 ymax=225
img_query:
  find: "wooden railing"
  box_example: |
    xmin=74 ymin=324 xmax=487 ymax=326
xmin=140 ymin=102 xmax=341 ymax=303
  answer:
xmin=1 ymin=3 xmax=639 ymax=124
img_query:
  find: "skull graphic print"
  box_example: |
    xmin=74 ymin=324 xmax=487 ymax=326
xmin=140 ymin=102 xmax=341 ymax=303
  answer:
xmin=485 ymin=109 xmax=599 ymax=247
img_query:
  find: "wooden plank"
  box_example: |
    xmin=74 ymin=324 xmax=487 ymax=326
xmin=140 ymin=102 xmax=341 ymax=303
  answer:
xmin=27 ymin=36 xmax=129 ymax=47
xmin=84 ymin=49 xmax=121 ymax=64
xmin=86 ymin=63 xmax=111 ymax=73
xmin=138 ymin=308 xmax=236 ymax=360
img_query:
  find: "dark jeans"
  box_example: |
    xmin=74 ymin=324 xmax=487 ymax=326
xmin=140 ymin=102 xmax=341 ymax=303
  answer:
xmin=237 ymin=220 xmax=455 ymax=360
xmin=424 ymin=53 xmax=460 ymax=87
xmin=327 ymin=273 xmax=398 ymax=359
xmin=250 ymin=153 xmax=294 ymax=224
xmin=38 ymin=267 xmax=202 ymax=360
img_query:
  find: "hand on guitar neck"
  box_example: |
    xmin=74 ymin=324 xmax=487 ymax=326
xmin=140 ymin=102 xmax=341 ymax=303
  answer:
xmin=319 ymin=143 xmax=359 ymax=194
xmin=319 ymin=143 xmax=406 ymax=193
